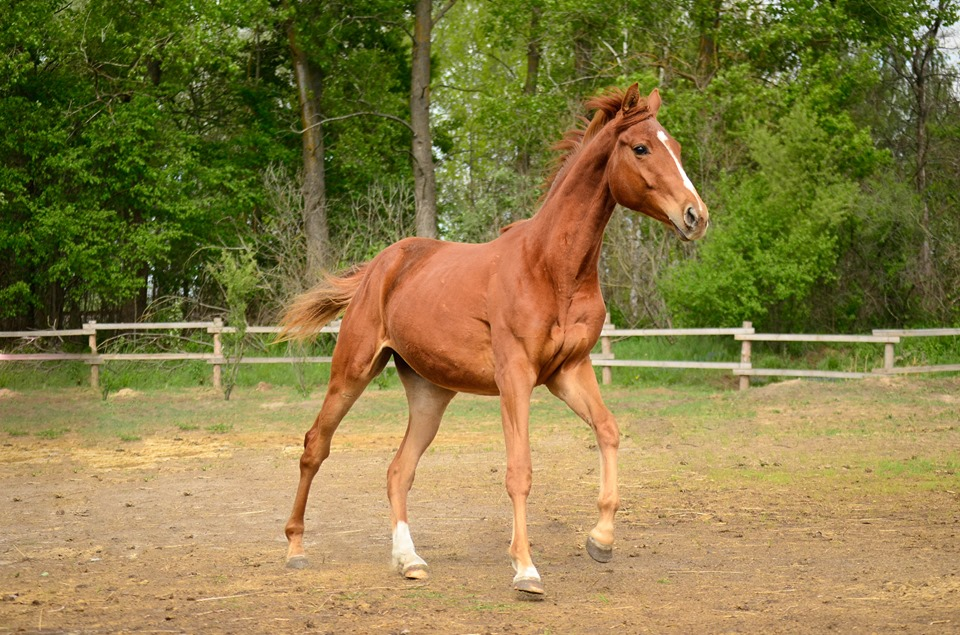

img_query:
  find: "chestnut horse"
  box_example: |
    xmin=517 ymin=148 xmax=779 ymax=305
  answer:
xmin=280 ymin=84 xmax=708 ymax=599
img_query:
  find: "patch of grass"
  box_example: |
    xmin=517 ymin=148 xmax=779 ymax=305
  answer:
xmin=872 ymin=456 xmax=957 ymax=479
xmin=403 ymin=589 xmax=446 ymax=601
xmin=0 ymin=360 xmax=90 ymax=389
xmin=467 ymin=599 xmax=520 ymax=613
xmin=1 ymin=379 xmax=958 ymax=505
xmin=731 ymin=468 xmax=795 ymax=485
xmin=36 ymin=427 xmax=69 ymax=440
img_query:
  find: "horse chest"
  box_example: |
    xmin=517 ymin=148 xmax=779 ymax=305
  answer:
xmin=543 ymin=321 xmax=596 ymax=367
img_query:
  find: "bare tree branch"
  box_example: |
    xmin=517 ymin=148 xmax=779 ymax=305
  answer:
xmin=295 ymin=111 xmax=414 ymax=135
xmin=432 ymin=0 xmax=457 ymax=27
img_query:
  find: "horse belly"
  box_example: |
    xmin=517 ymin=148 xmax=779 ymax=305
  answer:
xmin=391 ymin=331 xmax=499 ymax=395
xmin=383 ymin=293 xmax=499 ymax=395
xmin=373 ymin=239 xmax=499 ymax=394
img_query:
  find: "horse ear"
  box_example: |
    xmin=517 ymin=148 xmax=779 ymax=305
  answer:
xmin=622 ymin=83 xmax=641 ymax=113
xmin=647 ymin=88 xmax=661 ymax=117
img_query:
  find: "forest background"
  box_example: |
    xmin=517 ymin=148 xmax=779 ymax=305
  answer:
xmin=2 ymin=0 xmax=959 ymax=334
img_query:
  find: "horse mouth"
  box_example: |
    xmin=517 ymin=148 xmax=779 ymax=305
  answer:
xmin=669 ymin=219 xmax=694 ymax=242
xmin=668 ymin=215 xmax=709 ymax=242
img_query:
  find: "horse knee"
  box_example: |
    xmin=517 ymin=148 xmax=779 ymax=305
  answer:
xmin=505 ymin=465 xmax=532 ymax=499
xmin=594 ymin=416 xmax=620 ymax=450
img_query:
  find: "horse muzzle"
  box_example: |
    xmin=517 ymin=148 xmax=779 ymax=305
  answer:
xmin=670 ymin=203 xmax=709 ymax=242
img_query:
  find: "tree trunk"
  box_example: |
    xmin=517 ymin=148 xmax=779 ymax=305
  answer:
xmin=119 ymin=269 xmax=148 ymax=323
xmin=523 ymin=6 xmax=541 ymax=98
xmin=914 ymin=68 xmax=933 ymax=286
xmin=287 ymin=20 xmax=330 ymax=280
xmin=694 ymin=0 xmax=721 ymax=88
xmin=573 ymin=30 xmax=592 ymax=80
xmin=912 ymin=36 xmax=935 ymax=287
xmin=517 ymin=5 xmax=542 ymax=177
xmin=411 ymin=0 xmax=438 ymax=239
xmin=906 ymin=5 xmax=945 ymax=311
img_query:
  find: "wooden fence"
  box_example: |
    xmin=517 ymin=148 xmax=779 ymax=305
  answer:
xmin=1 ymin=320 xmax=958 ymax=392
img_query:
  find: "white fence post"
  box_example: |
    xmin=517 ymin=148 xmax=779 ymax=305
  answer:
xmin=601 ymin=313 xmax=613 ymax=386
xmin=884 ymin=342 xmax=895 ymax=372
xmin=211 ymin=318 xmax=223 ymax=391
xmin=86 ymin=321 xmax=99 ymax=390
xmin=739 ymin=321 xmax=752 ymax=391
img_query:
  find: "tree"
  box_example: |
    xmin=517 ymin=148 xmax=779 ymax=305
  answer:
xmin=4 ymin=0 xmax=960 ymax=333
xmin=286 ymin=5 xmax=330 ymax=280
xmin=884 ymin=0 xmax=960 ymax=314
xmin=410 ymin=0 xmax=457 ymax=238
xmin=207 ymin=247 xmax=261 ymax=401
xmin=281 ymin=0 xmax=413 ymax=275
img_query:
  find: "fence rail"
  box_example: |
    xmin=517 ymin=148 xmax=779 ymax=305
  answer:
xmin=1 ymin=320 xmax=958 ymax=392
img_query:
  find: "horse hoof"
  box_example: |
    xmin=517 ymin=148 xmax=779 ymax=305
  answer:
xmin=514 ymin=577 xmax=545 ymax=601
xmin=286 ymin=555 xmax=309 ymax=570
xmin=586 ymin=535 xmax=613 ymax=563
xmin=401 ymin=563 xmax=430 ymax=580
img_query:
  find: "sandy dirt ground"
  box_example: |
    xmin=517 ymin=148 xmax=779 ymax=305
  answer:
xmin=1 ymin=379 xmax=958 ymax=633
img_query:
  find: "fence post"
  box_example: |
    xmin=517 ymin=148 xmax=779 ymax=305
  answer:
xmin=601 ymin=313 xmax=613 ymax=386
xmin=883 ymin=341 xmax=895 ymax=372
xmin=212 ymin=318 xmax=223 ymax=390
xmin=87 ymin=321 xmax=99 ymax=390
xmin=738 ymin=321 xmax=752 ymax=391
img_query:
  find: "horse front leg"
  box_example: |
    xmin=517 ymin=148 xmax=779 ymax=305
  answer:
xmin=547 ymin=360 xmax=620 ymax=563
xmin=497 ymin=369 xmax=544 ymax=599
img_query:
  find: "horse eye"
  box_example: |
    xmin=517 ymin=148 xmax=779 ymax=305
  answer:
xmin=633 ymin=144 xmax=649 ymax=156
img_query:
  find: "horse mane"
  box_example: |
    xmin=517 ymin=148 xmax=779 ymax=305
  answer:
xmin=540 ymin=87 xmax=655 ymax=197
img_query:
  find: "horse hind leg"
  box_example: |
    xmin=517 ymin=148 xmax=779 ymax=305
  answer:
xmin=388 ymin=358 xmax=455 ymax=580
xmin=284 ymin=347 xmax=389 ymax=569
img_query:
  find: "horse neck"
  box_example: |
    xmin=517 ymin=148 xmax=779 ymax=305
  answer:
xmin=527 ymin=126 xmax=618 ymax=284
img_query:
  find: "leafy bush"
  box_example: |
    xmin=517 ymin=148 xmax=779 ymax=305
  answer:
xmin=661 ymin=100 xmax=874 ymax=331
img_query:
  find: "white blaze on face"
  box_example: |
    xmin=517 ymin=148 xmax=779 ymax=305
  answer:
xmin=656 ymin=130 xmax=701 ymax=210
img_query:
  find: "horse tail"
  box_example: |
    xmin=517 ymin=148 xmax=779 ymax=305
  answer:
xmin=277 ymin=264 xmax=369 ymax=341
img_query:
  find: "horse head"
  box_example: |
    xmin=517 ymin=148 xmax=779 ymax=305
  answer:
xmin=606 ymin=84 xmax=709 ymax=242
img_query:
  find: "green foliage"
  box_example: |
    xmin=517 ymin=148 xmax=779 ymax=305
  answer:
xmin=0 ymin=0 xmax=295 ymax=327
xmin=2 ymin=0 xmax=959 ymax=333
xmin=208 ymin=248 xmax=262 ymax=400
xmin=209 ymin=248 xmax=261 ymax=322
xmin=661 ymin=100 xmax=870 ymax=330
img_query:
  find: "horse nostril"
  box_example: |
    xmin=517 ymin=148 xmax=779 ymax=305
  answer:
xmin=684 ymin=206 xmax=699 ymax=229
